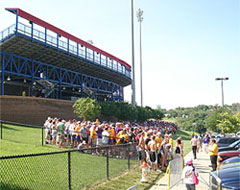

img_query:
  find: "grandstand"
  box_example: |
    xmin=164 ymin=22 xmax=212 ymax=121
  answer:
xmin=0 ymin=8 xmax=131 ymax=102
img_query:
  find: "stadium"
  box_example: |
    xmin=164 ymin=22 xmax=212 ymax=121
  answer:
xmin=0 ymin=8 xmax=132 ymax=102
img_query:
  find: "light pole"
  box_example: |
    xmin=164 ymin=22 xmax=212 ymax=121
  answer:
xmin=130 ymin=0 xmax=136 ymax=107
xmin=215 ymin=77 xmax=229 ymax=107
xmin=137 ymin=8 xmax=143 ymax=107
xmin=215 ymin=77 xmax=229 ymax=133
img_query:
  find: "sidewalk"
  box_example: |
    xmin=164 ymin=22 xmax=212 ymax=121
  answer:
xmin=150 ymin=150 xmax=211 ymax=190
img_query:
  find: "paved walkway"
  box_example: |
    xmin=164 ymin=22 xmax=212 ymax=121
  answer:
xmin=150 ymin=150 xmax=211 ymax=190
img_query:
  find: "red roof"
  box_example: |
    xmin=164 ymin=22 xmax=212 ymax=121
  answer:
xmin=5 ymin=8 xmax=131 ymax=70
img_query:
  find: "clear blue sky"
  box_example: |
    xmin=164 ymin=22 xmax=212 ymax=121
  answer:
xmin=0 ymin=0 xmax=239 ymax=109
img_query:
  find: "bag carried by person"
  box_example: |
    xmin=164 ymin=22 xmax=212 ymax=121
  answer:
xmin=192 ymin=166 xmax=199 ymax=185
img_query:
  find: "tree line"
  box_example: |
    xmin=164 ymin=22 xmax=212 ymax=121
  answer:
xmin=164 ymin=103 xmax=240 ymax=134
xmin=73 ymin=98 xmax=164 ymax=122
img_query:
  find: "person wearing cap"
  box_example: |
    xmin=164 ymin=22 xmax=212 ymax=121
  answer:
xmin=57 ymin=118 xmax=65 ymax=148
xmin=181 ymin=157 xmax=199 ymax=190
xmin=80 ymin=123 xmax=89 ymax=148
xmin=44 ymin=117 xmax=52 ymax=144
xmin=90 ymin=125 xmax=97 ymax=147
xmin=107 ymin=126 xmax=115 ymax=145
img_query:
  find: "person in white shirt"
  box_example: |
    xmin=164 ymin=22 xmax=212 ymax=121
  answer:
xmin=102 ymin=127 xmax=110 ymax=145
xmin=181 ymin=157 xmax=199 ymax=190
xmin=190 ymin=136 xmax=198 ymax=159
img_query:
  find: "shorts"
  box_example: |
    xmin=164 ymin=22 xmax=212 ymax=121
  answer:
xmin=76 ymin=135 xmax=81 ymax=143
xmin=96 ymin=138 xmax=102 ymax=146
xmin=138 ymin=151 xmax=145 ymax=161
xmin=150 ymin=151 xmax=157 ymax=163
xmin=91 ymin=138 xmax=97 ymax=146
xmin=82 ymin=137 xmax=88 ymax=144
xmin=58 ymin=134 xmax=64 ymax=142
xmin=72 ymin=135 xmax=76 ymax=142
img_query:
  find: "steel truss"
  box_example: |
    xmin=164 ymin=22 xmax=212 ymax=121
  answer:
xmin=1 ymin=51 xmax=123 ymax=101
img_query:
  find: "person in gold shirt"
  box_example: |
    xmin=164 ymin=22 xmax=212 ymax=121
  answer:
xmin=209 ymin=139 xmax=218 ymax=171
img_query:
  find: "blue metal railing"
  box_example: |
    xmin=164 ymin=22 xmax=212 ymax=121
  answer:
xmin=0 ymin=23 xmax=131 ymax=79
xmin=0 ymin=24 xmax=15 ymax=42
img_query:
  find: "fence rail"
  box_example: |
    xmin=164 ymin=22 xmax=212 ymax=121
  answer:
xmin=0 ymin=143 xmax=138 ymax=190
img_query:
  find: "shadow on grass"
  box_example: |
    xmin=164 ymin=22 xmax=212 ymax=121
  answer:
xmin=144 ymin=172 xmax=164 ymax=190
xmin=0 ymin=183 xmax=30 ymax=190
xmin=2 ymin=125 xmax=20 ymax=131
xmin=3 ymin=124 xmax=41 ymax=130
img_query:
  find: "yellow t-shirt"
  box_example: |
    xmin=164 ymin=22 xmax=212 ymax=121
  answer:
xmin=209 ymin=143 xmax=218 ymax=156
xmin=156 ymin=136 xmax=163 ymax=148
xmin=108 ymin=128 xmax=115 ymax=139
xmin=90 ymin=129 xmax=97 ymax=139
xmin=169 ymin=138 xmax=174 ymax=148
xmin=75 ymin=125 xmax=82 ymax=136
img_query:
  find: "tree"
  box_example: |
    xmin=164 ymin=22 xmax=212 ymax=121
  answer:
xmin=205 ymin=107 xmax=223 ymax=132
xmin=217 ymin=112 xmax=240 ymax=134
xmin=73 ymin=98 xmax=101 ymax=121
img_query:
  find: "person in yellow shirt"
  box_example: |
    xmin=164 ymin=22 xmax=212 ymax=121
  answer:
xmin=155 ymin=132 xmax=163 ymax=149
xmin=209 ymin=139 xmax=218 ymax=171
xmin=108 ymin=126 xmax=115 ymax=145
xmin=90 ymin=125 xmax=97 ymax=147
xmin=75 ymin=124 xmax=82 ymax=146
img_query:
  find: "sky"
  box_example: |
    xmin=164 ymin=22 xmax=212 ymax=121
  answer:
xmin=0 ymin=0 xmax=239 ymax=110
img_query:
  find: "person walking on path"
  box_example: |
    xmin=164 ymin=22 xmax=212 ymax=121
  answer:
xmin=190 ymin=136 xmax=198 ymax=159
xmin=209 ymin=138 xmax=218 ymax=171
xmin=202 ymin=134 xmax=210 ymax=153
xmin=181 ymin=157 xmax=199 ymax=190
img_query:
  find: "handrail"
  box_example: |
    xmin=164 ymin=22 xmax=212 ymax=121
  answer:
xmin=0 ymin=23 xmax=131 ymax=79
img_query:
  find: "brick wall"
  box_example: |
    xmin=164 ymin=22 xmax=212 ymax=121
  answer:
xmin=0 ymin=96 xmax=78 ymax=126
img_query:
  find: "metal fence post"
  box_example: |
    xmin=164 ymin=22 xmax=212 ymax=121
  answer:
xmin=106 ymin=147 xmax=109 ymax=180
xmin=68 ymin=151 xmax=71 ymax=190
xmin=0 ymin=121 xmax=2 ymax=139
xmin=128 ymin=144 xmax=130 ymax=171
xmin=42 ymin=126 xmax=44 ymax=146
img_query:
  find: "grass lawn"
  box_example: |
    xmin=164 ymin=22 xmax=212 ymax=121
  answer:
xmin=0 ymin=124 xmax=194 ymax=190
xmin=0 ymin=124 xmax=138 ymax=189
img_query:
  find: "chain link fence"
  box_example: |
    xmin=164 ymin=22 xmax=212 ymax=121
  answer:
xmin=0 ymin=144 xmax=138 ymax=190
xmin=169 ymin=157 xmax=183 ymax=189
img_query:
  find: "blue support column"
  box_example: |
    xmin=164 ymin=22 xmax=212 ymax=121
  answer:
xmin=77 ymin=43 xmax=79 ymax=57
xmin=100 ymin=54 xmax=102 ymax=66
xmin=58 ymin=82 xmax=62 ymax=99
xmin=15 ymin=12 xmax=18 ymax=36
xmin=93 ymin=51 xmax=95 ymax=64
xmin=1 ymin=53 xmax=5 ymax=95
xmin=45 ymin=28 xmax=47 ymax=47
xmin=31 ymin=22 xmax=33 ymax=42
xmin=30 ymin=77 xmax=34 ymax=96
xmin=57 ymin=34 xmax=59 ymax=50
xmin=85 ymin=47 xmax=87 ymax=60
xmin=67 ymin=38 xmax=69 ymax=54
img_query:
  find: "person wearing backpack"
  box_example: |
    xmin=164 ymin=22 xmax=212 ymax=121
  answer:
xmin=181 ymin=157 xmax=199 ymax=190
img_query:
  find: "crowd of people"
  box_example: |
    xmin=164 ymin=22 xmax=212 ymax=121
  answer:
xmin=43 ymin=117 xmax=179 ymax=171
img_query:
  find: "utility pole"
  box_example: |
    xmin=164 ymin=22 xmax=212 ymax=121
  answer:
xmin=130 ymin=0 xmax=136 ymax=107
xmin=137 ymin=8 xmax=143 ymax=107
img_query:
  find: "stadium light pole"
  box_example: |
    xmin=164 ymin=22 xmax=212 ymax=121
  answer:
xmin=131 ymin=0 xmax=136 ymax=107
xmin=137 ymin=8 xmax=143 ymax=107
xmin=215 ymin=77 xmax=229 ymax=134
xmin=215 ymin=77 xmax=229 ymax=107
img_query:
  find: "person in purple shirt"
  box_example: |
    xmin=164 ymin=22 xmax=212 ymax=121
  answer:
xmin=96 ymin=125 xmax=103 ymax=147
xmin=202 ymin=135 xmax=210 ymax=153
